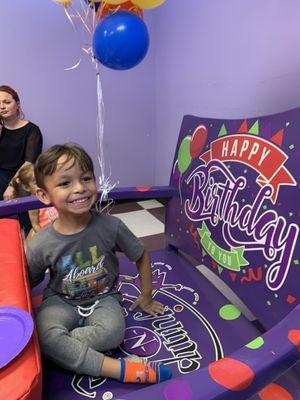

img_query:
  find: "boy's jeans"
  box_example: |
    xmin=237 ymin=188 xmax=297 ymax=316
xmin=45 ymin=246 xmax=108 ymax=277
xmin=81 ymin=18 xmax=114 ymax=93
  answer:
xmin=36 ymin=294 xmax=125 ymax=377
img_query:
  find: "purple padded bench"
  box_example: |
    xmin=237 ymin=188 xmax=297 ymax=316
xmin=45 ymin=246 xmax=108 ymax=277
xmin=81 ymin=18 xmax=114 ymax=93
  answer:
xmin=0 ymin=108 xmax=299 ymax=400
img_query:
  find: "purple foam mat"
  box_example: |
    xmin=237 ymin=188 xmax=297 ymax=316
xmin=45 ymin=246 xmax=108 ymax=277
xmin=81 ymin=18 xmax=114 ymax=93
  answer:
xmin=32 ymin=250 xmax=264 ymax=399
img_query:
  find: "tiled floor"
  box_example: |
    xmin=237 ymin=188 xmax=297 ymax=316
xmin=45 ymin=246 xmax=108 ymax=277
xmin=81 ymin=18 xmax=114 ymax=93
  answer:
xmin=110 ymin=199 xmax=166 ymax=252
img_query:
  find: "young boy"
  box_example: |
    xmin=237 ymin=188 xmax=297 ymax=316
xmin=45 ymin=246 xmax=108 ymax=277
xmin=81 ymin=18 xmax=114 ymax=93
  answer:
xmin=26 ymin=144 xmax=171 ymax=383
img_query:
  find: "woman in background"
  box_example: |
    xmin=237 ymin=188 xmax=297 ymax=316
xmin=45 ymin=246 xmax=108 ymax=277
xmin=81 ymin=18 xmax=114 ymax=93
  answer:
xmin=0 ymin=85 xmax=43 ymax=200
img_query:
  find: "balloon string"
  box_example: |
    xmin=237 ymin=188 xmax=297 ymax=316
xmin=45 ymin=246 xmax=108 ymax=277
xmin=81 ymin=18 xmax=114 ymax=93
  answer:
xmin=80 ymin=0 xmax=94 ymax=32
xmin=78 ymin=0 xmax=87 ymax=14
xmin=64 ymin=58 xmax=82 ymax=70
xmin=62 ymin=5 xmax=82 ymax=70
xmin=69 ymin=4 xmax=92 ymax=35
xmin=96 ymin=1 xmax=106 ymax=19
xmin=94 ymin=62 xmax=117 ymax=209
xmin=95 ymin=63 xmax=105 ymax=186
xmin=91 ymin=1 xmax=97 ymax=32
xmin=62 ymin=0 xmax=93 ymax=36
xmin=96 ymin=3 xmax=122 ymax=19
xmin=56 ymin=0 xmax=117 ymax=210
xmin=63 ymin=3 xmax=76 ymax=28
xmin=62 ymin=1 xmax=92 ymax=70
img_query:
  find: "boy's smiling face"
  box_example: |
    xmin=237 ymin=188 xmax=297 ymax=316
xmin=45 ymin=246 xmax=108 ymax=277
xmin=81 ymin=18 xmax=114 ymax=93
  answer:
xmin=37 ymin=155 xmax=97 ymax=218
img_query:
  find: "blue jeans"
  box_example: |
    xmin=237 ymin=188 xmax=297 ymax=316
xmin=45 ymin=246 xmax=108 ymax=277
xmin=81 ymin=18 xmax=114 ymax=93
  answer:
xmin=36 ymin=294 xmax=125 ymax=377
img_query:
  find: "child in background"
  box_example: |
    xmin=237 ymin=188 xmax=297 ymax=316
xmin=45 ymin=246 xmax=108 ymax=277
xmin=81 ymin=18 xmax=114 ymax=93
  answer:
xmin=11 ymin=163 xmax=58 ymax=241
xmin=26 ymin=144 xmax=171 ymax=384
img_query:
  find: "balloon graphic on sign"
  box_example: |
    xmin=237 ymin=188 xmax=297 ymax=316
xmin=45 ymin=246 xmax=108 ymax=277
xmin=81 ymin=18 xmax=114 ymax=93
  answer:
xmin=178 ymin=136 xmax=192 ymax=174
xmin=190 ymin=125 xmax=207 ymax=159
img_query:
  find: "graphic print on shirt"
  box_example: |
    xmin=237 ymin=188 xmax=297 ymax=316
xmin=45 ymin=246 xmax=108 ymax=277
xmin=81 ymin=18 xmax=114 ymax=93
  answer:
xmin=60 ymin=245 xmax=110 ymax=300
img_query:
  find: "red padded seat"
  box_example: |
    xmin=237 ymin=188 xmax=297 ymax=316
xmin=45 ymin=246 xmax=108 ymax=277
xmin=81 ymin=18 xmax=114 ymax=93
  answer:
xmin=0 ymin=219 xmax=42 ymax=400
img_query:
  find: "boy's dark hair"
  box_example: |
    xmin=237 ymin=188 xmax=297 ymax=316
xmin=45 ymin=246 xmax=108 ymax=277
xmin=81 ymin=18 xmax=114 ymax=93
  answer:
xmin=34 ymin=143 xmax=95 ymax=190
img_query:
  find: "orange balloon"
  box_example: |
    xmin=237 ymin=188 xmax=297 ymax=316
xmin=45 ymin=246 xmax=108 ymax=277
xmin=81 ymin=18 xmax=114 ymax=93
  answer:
xmin=96 ymin=1 xmax=143 ymax=19
xmin=103 ymin=0 xmax=127 ymax=4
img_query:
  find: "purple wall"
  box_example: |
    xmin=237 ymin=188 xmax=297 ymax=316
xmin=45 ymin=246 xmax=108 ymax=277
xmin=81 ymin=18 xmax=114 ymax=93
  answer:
xmin=0 ymin=0 xmax=155 ymax=187
xmin=154 ymin=0 xmax=300 ymax=184
xmin=2 ymin=1 xmax=300 ymax=186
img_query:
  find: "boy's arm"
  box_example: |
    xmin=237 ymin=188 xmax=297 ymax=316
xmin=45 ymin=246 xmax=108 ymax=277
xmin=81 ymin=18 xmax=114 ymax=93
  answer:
xmin=129 ymin=250 xmax=164 ymax=316
xmin=114 ymin=218 xmax=164 ymax=316
xmin=26 ymin=241 xmax=47 ymax=289
xmin=28 ymin=209 xmax=40 ymax=232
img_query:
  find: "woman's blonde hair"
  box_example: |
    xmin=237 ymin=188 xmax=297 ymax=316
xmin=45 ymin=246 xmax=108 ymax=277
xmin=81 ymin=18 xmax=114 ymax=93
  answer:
xmin=11 ymin=164 xmax=36 ymax=198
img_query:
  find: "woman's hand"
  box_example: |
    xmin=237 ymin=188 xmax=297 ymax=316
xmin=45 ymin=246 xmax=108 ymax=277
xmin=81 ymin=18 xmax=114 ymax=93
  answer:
xmin=129 ymin=294 xmax=165 ymax=317
xmin=3 ymin=185 xmax=14 ymax=200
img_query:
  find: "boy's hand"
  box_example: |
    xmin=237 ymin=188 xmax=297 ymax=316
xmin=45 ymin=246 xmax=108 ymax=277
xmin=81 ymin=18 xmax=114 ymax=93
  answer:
xmin=129 ymin=294 xmax=164 ymax=316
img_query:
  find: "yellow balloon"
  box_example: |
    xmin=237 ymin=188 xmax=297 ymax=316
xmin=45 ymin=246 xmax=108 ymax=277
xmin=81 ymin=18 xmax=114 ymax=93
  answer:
xmin=131 ymin=0 xmax=166 ymax=9
xmin=55 ymin=0 xmax=72 ymax=5
xmin=103 ymin=0 xmax=128 ymax=5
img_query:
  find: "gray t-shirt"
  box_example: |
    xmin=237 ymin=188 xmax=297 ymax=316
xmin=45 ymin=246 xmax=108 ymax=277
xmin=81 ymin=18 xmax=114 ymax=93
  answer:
xmin=26 ymin=212 xmax=144 ymax=305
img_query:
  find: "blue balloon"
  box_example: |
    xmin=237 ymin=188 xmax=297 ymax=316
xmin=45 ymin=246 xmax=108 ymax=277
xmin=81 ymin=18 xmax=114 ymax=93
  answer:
xmin=93 ymin=11 xmax=150 ymax=70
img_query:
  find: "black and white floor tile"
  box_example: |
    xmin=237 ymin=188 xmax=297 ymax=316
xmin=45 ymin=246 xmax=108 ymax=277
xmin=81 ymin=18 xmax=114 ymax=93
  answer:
xmin=110 ymin=199 xmax=166 ymax=252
